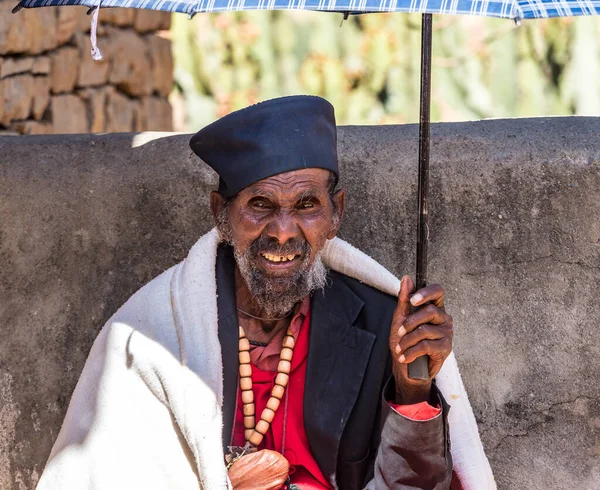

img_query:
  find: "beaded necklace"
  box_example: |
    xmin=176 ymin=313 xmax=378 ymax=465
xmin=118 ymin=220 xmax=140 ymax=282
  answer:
xmin=238 ymin=324 xmax=295 ymax=448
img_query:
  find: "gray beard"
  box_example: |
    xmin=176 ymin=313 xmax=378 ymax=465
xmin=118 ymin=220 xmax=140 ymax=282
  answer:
xmin=217 ymin=211 xmax=328 ymax=318
xmin=234 ymin=247 xmax=327 ymax=318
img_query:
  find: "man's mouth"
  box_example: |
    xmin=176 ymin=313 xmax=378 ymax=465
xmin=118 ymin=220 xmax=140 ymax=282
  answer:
xmin=260 ymin=252 xmax=300 ymax=263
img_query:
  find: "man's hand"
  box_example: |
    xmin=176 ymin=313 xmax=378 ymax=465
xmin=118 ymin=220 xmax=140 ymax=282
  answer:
xmin=228 ymin=449 xmax=289 ymax=490
xmin=389 ymin=276 xmax=454 ymax=404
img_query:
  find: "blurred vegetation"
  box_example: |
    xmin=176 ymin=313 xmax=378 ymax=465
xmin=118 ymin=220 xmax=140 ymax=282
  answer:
xmin=170 ymin=12 xmax=600 ymax=130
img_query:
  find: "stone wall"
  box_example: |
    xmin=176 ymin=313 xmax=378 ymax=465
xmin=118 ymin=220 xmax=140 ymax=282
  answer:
xmin=1 ymin=118 xmax=600 ymax=489
xmin=0 ymin=3 xmax=173 ymax=134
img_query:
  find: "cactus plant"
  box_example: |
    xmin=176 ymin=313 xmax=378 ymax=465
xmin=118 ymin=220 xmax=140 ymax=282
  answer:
xmin=171 ymin=12 xmax=600 ymax=129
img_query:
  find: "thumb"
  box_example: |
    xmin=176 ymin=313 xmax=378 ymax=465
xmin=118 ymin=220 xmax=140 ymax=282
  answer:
xmin=398 ymin=275 xmax=415 ymax=319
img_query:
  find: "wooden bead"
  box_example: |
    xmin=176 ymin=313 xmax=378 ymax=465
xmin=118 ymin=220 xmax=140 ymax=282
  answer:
xmin=266 ymin=397 xmax=281 ymax=412
xmin=255 ymin=419 xmax=270 ymax=435
xmin=240 ymin=376 xmax=252 ymax=391
xmin=275 ymin=372 xmax=289 ymax=388
xmin=282 ymin=335 xmax=295 ymax=349
xmin=241 ymin=390 xmax=254 ymax=404
xmin=237 ymin=319 xmax=299 ymax=449
xmin=260 ymin=408 xmax=276 ymax=424
xmin=277 ymin=360 xmax=291 ymax=374
xmin=239 ymin=351 xmax=251 ymax=364
xmin=271 ymin=384 xmax=285 ymax=400
xmin=239 ymin=364 xmax=252 ymax=378
xmin=280 ymin=347 xmax=293 ymax=361
xmin=249 ymin=430 xmax=263 ymax=447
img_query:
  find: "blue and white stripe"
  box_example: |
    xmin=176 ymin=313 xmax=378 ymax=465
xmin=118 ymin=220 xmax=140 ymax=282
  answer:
xmin=17 ymin=0 xmax=600 ymax=20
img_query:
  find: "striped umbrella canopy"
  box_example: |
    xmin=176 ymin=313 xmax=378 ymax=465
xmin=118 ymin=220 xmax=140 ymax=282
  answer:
xmin=12 ymin=0 xmax=600 ymax=379
xmin=13 ymin=0 xmax=600 ymax=19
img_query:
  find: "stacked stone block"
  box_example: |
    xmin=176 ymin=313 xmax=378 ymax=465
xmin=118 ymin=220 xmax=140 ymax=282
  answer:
xmin=0 ymin=2 xmax=173 ymax=134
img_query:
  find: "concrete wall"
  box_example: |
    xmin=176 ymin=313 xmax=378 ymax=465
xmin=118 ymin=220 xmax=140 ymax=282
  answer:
xmin=1 ymin=117 xmax=599 ymax=489
xmin=0 ymin=4 xmax=173 ymax=134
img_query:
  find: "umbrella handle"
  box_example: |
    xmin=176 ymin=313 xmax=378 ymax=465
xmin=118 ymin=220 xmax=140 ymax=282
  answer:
xmin=408 ymin=354 xmax=430 ymax=380
xmin=408 ymin=13 xmax=433 ymax=381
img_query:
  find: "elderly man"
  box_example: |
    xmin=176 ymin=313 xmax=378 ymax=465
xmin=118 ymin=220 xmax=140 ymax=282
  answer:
xmin=37 ymin=96 xmax=485 ymax=490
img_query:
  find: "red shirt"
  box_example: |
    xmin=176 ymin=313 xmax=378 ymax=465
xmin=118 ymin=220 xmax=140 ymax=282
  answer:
xmin=232 ymin=302 xmax=331 ymax=489
xmin=232 ymin=299 xmax=442 ymax=489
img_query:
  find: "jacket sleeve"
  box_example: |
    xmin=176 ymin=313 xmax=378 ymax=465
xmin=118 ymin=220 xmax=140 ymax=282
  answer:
xmin=364 ymin=377 xmax=452 ymax=490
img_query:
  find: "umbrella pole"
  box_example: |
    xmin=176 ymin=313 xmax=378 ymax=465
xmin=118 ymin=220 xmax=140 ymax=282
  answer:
xmin=408 ymin=13 xmax=433 ymax=381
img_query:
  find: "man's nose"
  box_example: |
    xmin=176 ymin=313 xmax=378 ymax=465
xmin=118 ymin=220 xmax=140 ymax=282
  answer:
xmin=267 ymin=212 xmax=300 ymax=244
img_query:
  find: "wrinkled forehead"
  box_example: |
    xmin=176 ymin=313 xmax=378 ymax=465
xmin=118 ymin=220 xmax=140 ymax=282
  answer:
xmin=238 ymin=168 xmax=332 ymax=199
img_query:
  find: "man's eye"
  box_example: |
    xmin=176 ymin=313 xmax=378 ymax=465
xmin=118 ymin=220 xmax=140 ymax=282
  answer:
xmin=298 ymin=201 xmax=315 ymax=209
xmin=250 ymin=199 xmax=270 ymax=209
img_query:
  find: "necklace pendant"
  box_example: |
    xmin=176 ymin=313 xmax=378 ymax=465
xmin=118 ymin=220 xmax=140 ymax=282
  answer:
xmin=225 ymin=442 xmax=257 ymax=469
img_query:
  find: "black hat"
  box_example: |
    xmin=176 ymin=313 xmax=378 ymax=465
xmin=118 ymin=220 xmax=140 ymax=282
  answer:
xmin=189 ymin=95 xmax=338 ymax=198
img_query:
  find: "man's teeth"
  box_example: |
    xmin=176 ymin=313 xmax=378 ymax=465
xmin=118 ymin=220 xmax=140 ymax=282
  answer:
xmin=262 ymin=253 xmax=297 ymax=263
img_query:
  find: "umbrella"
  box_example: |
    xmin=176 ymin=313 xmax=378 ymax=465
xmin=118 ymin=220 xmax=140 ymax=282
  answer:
xmin=11 ymin=0 xmax=600 ymax=380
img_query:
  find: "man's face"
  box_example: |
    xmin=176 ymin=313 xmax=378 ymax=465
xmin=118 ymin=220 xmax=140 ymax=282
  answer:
xmin=212 ymin=168 xmax=344 ymax=316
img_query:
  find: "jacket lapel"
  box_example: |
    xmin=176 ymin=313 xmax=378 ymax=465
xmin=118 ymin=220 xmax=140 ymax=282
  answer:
xmin=216 ymin=244 xmax=239 ymax=452
xmin=304 ymin=271 xmax=376 ymax=488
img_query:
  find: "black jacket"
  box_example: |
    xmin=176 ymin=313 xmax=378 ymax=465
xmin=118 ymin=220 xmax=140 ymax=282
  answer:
xmin=216 ymin=245 xmax=452 ymax=489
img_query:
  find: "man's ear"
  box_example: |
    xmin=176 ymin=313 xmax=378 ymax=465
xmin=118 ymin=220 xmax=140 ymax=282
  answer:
xmin=327 ymin=188 xmax=346 ymax=239
xmin=210 ymin=191 xmax=226 ymax=223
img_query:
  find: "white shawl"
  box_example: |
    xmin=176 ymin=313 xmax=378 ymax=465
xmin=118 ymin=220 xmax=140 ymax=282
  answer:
xmin=37 ymin=229 xmax=495 ymax=490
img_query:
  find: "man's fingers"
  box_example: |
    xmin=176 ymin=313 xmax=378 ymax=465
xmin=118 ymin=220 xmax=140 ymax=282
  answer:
xmin=399 ymin=304 xmax=451 ymax=337
xmin=391 ymin=281 xmax=453 ymax=382
xmin=397 ymin=323 xmax=452 ymax=354
xmin=409 ymin=283 xmax=445 ymax=309
xmin=397 ymin=337 xmax=453 ymax=365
